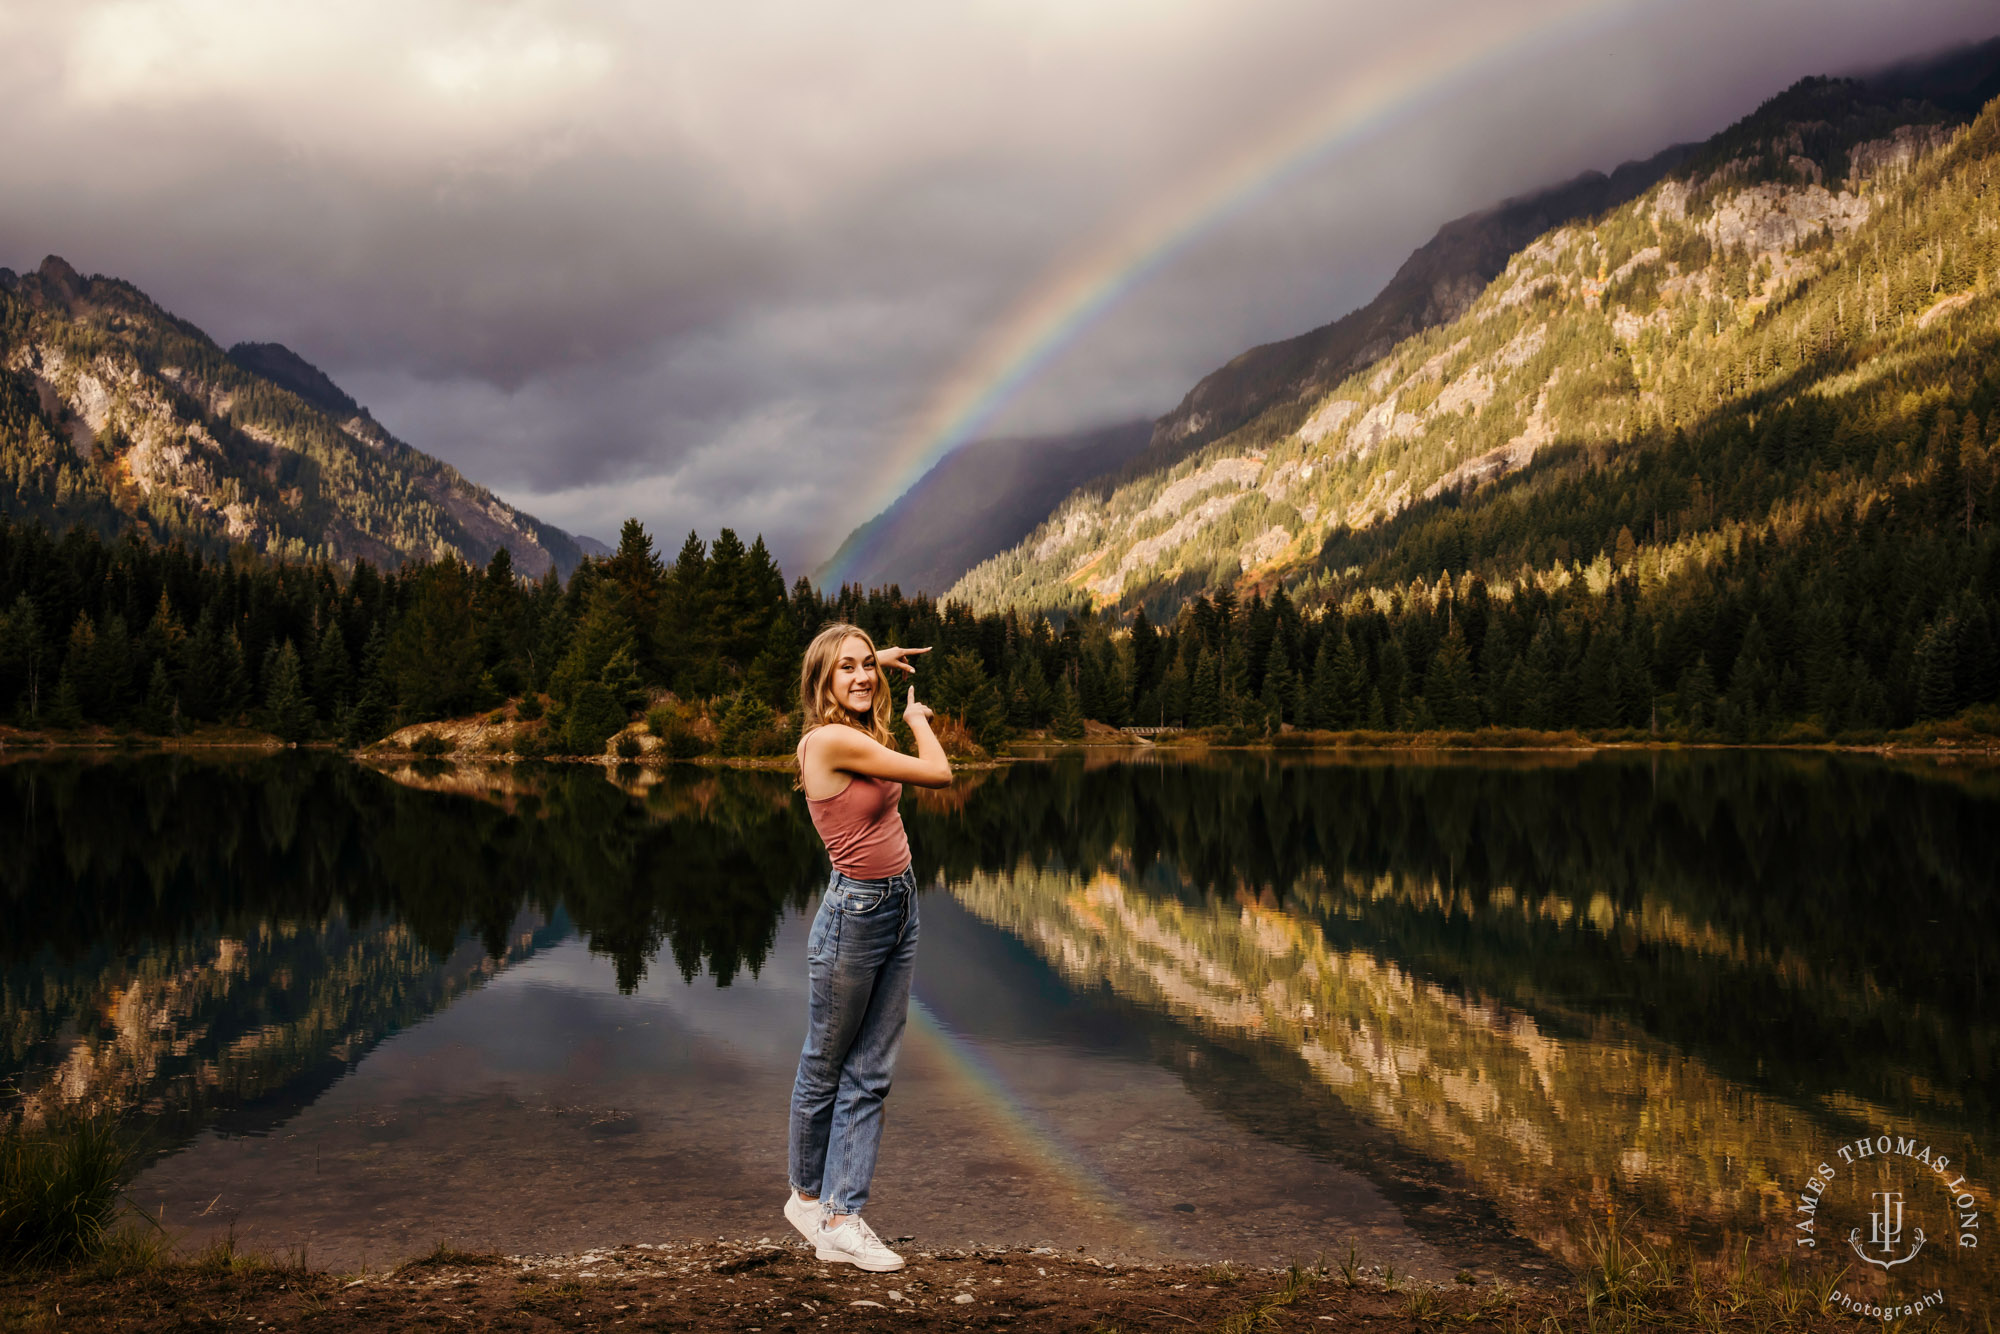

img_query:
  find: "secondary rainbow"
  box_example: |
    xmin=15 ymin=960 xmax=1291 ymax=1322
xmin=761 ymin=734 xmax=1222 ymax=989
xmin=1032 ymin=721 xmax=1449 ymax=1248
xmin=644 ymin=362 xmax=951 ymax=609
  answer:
xmin=822 ymin=0 xmax=1662 ymax=589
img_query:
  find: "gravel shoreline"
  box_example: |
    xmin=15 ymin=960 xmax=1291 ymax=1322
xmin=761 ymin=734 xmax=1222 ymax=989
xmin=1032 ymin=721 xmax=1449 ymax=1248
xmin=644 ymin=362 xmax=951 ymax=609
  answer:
xmin=5 ymin=1236 xmax=1536 ymax=1332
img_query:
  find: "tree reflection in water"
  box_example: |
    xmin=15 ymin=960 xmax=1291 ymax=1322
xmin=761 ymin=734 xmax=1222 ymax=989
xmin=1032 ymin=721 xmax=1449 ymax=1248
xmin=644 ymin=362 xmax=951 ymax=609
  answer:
xmin=2 ymin=750 xmax=1992 ymax=1282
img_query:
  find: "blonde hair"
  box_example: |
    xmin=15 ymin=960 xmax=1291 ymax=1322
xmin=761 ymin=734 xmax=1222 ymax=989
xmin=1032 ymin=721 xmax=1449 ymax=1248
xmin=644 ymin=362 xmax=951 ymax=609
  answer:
xmin=798 ymin=622 xmax=894 ymax=749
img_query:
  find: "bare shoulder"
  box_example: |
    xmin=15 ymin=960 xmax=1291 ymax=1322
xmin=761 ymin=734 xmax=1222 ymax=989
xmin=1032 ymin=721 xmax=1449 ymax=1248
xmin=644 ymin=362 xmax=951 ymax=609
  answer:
xmin=806 ymin=724 xmax=872 ymax=760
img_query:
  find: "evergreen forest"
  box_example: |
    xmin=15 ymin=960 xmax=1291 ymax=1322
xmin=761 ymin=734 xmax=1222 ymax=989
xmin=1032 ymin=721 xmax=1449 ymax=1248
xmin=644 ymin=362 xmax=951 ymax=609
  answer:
xmin=3 ymin=84 xmax=2000 ymax=750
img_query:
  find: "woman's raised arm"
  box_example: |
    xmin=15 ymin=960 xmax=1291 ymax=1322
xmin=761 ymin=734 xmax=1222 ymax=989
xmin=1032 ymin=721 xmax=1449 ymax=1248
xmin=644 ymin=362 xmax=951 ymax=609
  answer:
xmin=815 ymin=688 xmax=951 ymax=788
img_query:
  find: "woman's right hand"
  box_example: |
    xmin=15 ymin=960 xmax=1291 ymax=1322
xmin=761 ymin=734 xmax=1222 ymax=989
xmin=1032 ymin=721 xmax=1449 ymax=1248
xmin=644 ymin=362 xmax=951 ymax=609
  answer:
xmin=902 ymin=686 xmax=934 ymax=728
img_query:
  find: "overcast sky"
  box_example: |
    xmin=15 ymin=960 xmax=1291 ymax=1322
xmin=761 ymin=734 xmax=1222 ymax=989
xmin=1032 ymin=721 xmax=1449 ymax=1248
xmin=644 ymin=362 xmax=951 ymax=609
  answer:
xmin=2 ymin=1 xmax=1994 ymax=573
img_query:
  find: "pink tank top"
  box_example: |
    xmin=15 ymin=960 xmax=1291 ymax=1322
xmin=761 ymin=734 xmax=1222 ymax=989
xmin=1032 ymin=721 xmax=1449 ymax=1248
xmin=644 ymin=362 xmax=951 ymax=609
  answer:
xmin=799 ymin=731 xmax=912 ymax=880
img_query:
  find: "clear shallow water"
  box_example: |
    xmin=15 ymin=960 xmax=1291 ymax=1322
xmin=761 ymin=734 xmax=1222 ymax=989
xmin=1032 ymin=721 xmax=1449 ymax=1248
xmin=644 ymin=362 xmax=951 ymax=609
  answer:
xmin=3 ymin=751 xmax=1995 ymax=1291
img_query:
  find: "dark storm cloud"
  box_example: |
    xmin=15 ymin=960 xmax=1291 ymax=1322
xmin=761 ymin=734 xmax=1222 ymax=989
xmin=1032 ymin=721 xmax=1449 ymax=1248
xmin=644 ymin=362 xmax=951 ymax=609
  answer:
xmin=1 ymin=0 xmax=1994 ymax=569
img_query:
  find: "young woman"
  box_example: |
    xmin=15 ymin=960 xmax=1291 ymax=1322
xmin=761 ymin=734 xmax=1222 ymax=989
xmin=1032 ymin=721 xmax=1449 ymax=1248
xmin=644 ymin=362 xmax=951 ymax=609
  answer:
xmin=784 ymin=623 xmax=951 ymax=1272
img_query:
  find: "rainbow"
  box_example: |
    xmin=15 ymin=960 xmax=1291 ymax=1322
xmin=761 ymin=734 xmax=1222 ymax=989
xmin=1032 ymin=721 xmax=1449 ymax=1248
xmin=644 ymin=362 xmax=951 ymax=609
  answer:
xmin=821 ymin=0 xmax=1663 ymax=588
xmin=906 ymin=996 xmax=1161 ymax=1245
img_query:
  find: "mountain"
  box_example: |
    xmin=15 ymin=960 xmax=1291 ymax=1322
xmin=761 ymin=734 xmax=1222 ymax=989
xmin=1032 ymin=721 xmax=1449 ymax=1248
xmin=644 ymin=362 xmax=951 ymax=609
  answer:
xmin=1135 ymin=36 xmax=2000 ymax=480
xmin=950 ymin=50 xmax=2000 ymax=619
xmin=0 ymin=258 xmax=589 ymax=577
xmin=816 ymin=418 xmax=1152 ymax=594
xmin=824 ymin=148 xmax=1700 ymax=598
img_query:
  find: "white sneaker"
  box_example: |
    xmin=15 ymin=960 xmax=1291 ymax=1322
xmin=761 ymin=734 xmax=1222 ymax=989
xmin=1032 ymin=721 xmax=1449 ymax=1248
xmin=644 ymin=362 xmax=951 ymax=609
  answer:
xmin=783 ymin=1190 xmax=819 ymax=1245
xmin=814 ymin=1215 xmax=905 ymax=1272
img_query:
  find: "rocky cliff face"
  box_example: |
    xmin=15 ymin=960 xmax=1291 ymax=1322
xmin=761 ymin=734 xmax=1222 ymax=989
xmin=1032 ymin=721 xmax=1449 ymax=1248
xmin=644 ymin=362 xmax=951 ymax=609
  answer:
xmin=0 ymin=258 xmax=588 ymax=576
xmin=1144 ymin=144 xmax=1695 ymax=466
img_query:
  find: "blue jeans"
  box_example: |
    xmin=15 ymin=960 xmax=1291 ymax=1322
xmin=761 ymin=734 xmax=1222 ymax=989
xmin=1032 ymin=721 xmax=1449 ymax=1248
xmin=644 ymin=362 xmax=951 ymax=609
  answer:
xmin=787 ymin=865 xmax=920 ymax=1220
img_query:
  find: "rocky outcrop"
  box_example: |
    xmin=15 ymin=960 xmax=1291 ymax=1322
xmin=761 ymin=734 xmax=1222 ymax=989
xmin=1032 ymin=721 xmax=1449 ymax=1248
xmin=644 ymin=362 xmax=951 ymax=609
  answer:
xmin=1146 ymin=143 xmax=1696 ymax=463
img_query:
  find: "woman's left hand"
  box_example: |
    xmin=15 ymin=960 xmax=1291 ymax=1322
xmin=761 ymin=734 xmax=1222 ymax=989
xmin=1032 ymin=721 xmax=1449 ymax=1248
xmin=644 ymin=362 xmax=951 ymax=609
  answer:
xmin=876 ymin=646 xmax=931 ymax=678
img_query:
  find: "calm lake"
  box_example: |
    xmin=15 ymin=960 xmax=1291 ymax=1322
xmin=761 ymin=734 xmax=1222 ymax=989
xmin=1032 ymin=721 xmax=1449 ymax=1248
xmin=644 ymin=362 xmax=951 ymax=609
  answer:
xmin=3 ymin=749 xmax=1995 ymax=1289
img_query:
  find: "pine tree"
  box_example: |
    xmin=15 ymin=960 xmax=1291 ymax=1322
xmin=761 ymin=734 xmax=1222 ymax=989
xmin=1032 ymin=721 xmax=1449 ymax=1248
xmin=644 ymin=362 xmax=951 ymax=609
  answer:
xmin=965 ymin=680 xmax=1010 ymax=751
xmin=1725 ymin=614 xmax=1774 ymax=739
xmin=528 ymin=568 xmax=570 ymax=693
xmin=1958 ymin=593 xmax=1998 ymax=705
xmin=933 ymin=649 xmax=986 ymax=718
xmin=476 ymin=546 xmax=529 ymax=691
xmin=345 ymin=621 xmax=394 ymax=746
xmin=1129 ymin=607 xmax=1160 ymax=708
xmin=262 ymin=640 xmax=315 ymax=744
xmin=1521 ymin=620 xmax=1561 ymax=729
xmin=141 ymin=590 xmax=186 ymax=687
xmin=311 ymin=621 xmax=351 ymax=720
xmin=1423 ymin=627 xmax=1479 ymax=730
xmin=1577 ymin=628 xmax=1620 ymax=730
xmin=550 ymin=581 xmax=639 ymax=711
xmin=1677 ymin=654 xmax=1716 ymax=733
xmin=1009 ymin=656 xmax=1054 ymax=728
xmin=60 ymin=614 xmax=98 ymax=721
xmin=663 ymin=531 xmax=711 ymax=693
xmin=706 ymin=528 xmax=762 ymax=673
xmin=139 ymin=659 xmax=177 ymax=735
xmin=603 ymin=521 xmax=665 ymax=656
xmin=1189 ymin=647 xmax=1221 ymax=727
xmin=562 ymin=680 xmax=629 ymax=755
xmin=1260 ymin=641 xmax=1294 ymax=730
xmin=1053 ymin=677 xmax=1085 ymax=739
xmin=1377 ymin=637 xmax=1408 ymax=729
xmin=746 ymin=611 xmax=801 ymax=709
xmin=1912 ymin=614 xmax=1961 ymax=719
xmin=1157 ymin=653 xmax=1189 ymax=727
xmin=1 ymin=594 xmax=47 ymax=722
xmin=1331 ymin=634 xmax=1368 ymax=727
xmin=1305 ymin=636 xmax=1335 ymax=729
xmin=1617 ymin=633 xmax=1653 ymax=729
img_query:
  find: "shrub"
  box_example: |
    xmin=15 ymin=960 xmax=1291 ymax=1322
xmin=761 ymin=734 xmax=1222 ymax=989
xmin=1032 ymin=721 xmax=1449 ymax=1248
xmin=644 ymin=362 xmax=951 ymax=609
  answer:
xmin=717 ymin=692 xmax=787 ymax=756
xmin=931 ymin=714 xmax=989 ymax=761
xmin=562 ymin=680 xmax=628 ymax=755
xmin=514 ymin=729 xmax=549 ymax=759
xmin=613 ymin=731 xmax=643 ymax=760
xmin=0 ymin=1116 xmax=131 ymax=1267
xmin=515 ymin=693 xmax=544 ymax=721
xmin=411 ymin=732 xmax=452 ymax=758
xmin=665 ymin=724 xmax=709 ymax=759
xmin=645 ymin=703 xmax=678 ymax=737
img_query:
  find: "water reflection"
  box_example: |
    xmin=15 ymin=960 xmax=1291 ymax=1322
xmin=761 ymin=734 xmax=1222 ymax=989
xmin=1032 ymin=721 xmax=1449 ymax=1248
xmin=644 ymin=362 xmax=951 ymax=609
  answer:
xmin=1 ymin=754 xmax=825 ymax=1155
xmin=3 ymin=750 xmax=1994 ymax=1282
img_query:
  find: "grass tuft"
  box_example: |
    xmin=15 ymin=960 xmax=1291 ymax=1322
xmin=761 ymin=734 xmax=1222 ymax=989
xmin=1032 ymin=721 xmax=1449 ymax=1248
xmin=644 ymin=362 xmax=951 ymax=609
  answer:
xmin=1576 ymin=1206 xmax=1671 ymax=1309
xmin=1212 ymin=1261 xmax=1320 ymax=1333
xmin=0 ymin=1115 xmax=133 ymax=1269
xmin=192 ymin=1227 xmax=267 ymax=1275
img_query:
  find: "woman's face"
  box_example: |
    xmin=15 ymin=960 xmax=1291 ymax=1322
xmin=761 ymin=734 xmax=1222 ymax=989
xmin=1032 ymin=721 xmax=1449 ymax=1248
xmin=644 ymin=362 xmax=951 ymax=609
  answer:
xmin=830 ymin=636 xmax=878 ymax=718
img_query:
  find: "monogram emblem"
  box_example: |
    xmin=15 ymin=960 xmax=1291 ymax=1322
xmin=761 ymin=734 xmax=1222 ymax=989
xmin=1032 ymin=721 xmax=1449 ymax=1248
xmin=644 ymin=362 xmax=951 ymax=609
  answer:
xmin=1850 ymin=1190 xmax=1926 ymax=1270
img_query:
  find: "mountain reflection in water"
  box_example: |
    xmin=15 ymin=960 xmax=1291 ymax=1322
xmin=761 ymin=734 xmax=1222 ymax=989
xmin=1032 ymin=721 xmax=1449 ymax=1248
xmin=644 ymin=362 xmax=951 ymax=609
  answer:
xmin=2 ymin=750 xmax=1993 ymax=1274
